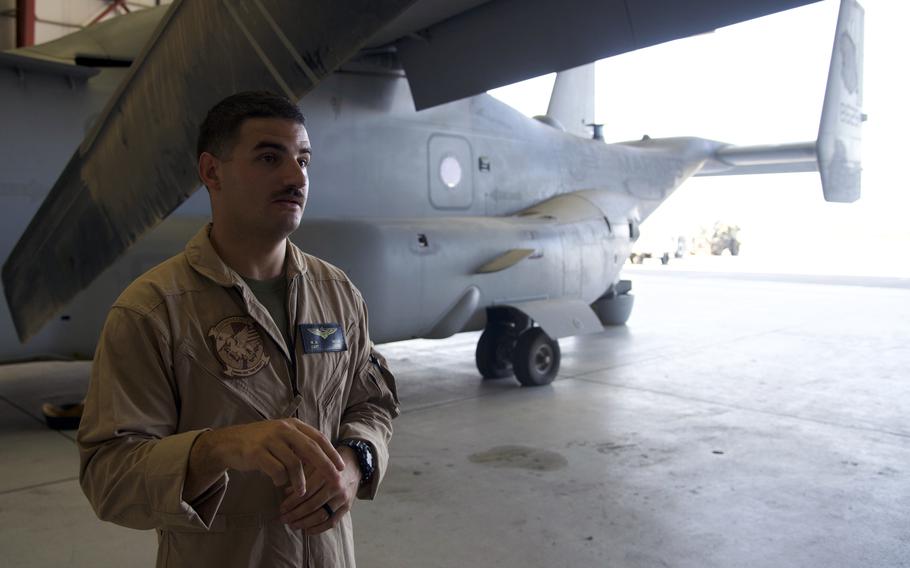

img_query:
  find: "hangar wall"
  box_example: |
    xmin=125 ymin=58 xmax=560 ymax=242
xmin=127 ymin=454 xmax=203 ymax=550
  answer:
xmin=0 ymin=0 xmax=171 ymax=50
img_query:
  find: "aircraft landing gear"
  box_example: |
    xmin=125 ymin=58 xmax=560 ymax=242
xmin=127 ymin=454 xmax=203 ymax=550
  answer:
xmin=512 ymin=327 xmax=560 ymax=387
xmin=475 ymin=323 xmax=517 ymax=379
xmin=475 ymin=309 xmax=561 ymax=387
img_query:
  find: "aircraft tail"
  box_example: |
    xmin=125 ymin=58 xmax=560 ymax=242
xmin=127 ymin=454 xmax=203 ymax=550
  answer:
xmin=817 ymin=0 xmax=864 ymax=202
xmin=543 ymin=63 xmax=596 ymax=138
xmin=695 ymin=0 xmax=865 ymax=203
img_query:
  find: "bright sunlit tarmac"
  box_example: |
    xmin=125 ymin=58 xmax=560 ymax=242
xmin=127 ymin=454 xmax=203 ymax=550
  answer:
xmin=1 ymin=261 xmax=908 ymax=567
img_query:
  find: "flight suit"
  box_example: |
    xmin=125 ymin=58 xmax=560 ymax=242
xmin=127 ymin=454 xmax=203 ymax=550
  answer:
xmin=77 ymin=224 xmax=399 ymax=568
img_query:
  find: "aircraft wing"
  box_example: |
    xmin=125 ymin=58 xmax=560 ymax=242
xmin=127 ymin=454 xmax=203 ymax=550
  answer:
xmin=2 ymin=0 xmax=417 ymax=343
xmin=0 ymin=52 xmax=99 ymax=79
xmin=7 ymin=1 xmax=823 ymax=106
xmin=3 ymin=0 xmax=824 ymax=343
xmin=6 ymin=4 xmax=165 ymax=67
xmin=391 ymin=0 xmax=823 ymax=110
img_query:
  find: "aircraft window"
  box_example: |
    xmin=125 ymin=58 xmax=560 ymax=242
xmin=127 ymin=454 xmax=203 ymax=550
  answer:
xmin=439 ymin=155 xmax=462 ymax=188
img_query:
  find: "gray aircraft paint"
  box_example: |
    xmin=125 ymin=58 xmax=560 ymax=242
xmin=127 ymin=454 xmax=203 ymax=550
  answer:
xmin=0 ymin=0 xmax=862 ymax=362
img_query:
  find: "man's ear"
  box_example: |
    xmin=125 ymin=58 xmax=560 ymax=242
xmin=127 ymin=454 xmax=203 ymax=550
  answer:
xmin=198 ymin=152 xmax=222 ymax=192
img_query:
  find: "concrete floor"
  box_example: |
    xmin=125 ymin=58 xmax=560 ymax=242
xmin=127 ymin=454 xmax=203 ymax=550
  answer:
xmin=1 ymin=268 xmax=908 ymax=567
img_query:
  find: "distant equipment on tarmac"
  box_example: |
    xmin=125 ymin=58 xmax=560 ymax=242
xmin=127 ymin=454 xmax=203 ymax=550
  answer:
xmin=630 ymin=235 xmax=687 ymax=265
xmin=689 ymin=223 xmax=743 ymax=256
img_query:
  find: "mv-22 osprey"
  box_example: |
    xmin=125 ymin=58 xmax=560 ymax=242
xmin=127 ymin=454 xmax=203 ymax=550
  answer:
xmin=1 ymin=0 xmax=863 ymax=387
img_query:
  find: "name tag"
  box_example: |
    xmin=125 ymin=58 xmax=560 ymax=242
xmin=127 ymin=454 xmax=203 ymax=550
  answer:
xmin=300 ymin=323 xmax=347 ymax=354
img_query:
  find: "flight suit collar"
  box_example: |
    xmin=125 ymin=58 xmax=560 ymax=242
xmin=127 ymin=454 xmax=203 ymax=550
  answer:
xmin=185 ymin=223 xmax=308 ymax=363
xmin=184 ymin=224 xmax=309 ymax=286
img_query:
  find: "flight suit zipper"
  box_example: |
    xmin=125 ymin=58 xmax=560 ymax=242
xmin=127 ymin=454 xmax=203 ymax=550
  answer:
xmin=289 ymin=325 xmax=300 ymax=397
xmin=280 ymin=316 xmax=303 ymax=419
xmin=287 ymin=276 xmax=301 ymax=408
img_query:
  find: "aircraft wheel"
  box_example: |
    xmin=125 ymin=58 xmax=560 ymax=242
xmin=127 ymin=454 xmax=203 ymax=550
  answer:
xmin=660 ymin=253 xmax=670 ymax=265
xmin=475 ymin=326 xmax=515 ymax=379
xmin=591 ymin=293 xmax=635 ymax=326
xmin=512 ymin=328 xmax=560 ymax=387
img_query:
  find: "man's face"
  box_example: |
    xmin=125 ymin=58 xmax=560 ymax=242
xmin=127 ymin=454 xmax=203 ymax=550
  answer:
xmin=209 ymin=117 xmax=311 ymax=241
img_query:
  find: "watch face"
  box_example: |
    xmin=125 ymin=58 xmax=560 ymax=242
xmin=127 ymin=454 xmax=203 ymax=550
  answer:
xmin=351 ymin=441 xmax=375 ymax=483
xmin=361 ymin=442 xmax=374 ymax=466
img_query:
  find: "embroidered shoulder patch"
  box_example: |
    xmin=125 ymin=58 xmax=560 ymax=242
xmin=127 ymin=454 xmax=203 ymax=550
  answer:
xmin=209 ymin=316 xmax=270 ymax=377
xmin=300 ymin=323 xmax=347 ymax=354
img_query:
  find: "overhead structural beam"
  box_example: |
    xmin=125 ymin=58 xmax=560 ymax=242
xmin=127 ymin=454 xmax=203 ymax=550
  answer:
xmin=88 ymin=0 xmax=131 ymax=27
xmin=16 ymin=0 xmax=35 ymax=47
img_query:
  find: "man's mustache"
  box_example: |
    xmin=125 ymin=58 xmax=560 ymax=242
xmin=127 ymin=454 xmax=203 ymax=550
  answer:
xmin=273 ymin=188 xmax=305 ymax=200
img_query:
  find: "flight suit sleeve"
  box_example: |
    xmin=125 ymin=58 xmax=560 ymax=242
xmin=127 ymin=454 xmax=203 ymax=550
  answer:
xmin=337 ymin=294 xmax=400 ymax=500
xmin=77 ymin=305 xmax=228 ymax=531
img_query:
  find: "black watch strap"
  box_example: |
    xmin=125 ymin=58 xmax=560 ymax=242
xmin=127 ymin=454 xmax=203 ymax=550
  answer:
xmin=339 ymin=439 xmax=375 ymax=486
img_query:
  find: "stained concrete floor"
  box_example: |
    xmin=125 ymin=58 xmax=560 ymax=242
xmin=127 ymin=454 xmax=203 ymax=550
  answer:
xmin=1 ymin=268 xmax=908 ymax=567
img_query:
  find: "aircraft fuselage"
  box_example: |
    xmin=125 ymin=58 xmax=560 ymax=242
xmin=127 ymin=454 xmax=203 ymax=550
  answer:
xmin=0 ymin=64 xmax=713 ymax=359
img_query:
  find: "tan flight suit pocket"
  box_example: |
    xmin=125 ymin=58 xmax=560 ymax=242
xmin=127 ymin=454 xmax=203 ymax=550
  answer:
xmin=366 ymin=347 xmax=399 ymax=409
xmin=179 ymin=343 xmax=286 ymax=422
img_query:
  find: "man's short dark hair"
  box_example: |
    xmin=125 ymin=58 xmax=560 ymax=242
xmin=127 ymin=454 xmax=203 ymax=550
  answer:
xmin=197 ymin=91 xmax=305 ymax=159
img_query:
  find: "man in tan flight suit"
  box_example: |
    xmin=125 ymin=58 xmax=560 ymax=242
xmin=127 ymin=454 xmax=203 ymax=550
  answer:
xmin=77 ymin=91 xmax=399 ymax=567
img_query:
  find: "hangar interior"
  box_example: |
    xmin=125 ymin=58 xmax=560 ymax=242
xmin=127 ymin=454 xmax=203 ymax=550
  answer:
xmin=0 ymin=0 xmax=172 ymax=49
xmin=1 ymin=1 xmax=907 ymax=567
xmin=1 ymin=271 xmax=908 ymax=567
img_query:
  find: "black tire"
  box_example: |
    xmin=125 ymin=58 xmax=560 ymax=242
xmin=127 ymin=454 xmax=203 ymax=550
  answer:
xmin=475 ymin=326 xmax=515 ymax=379
xmin=730 ymin=241 xmax=740 ymax=256
xmin=660 ymin=253 xmax=670 ymax=265
xmin=512 ymin=328 xmax=560 ymax=387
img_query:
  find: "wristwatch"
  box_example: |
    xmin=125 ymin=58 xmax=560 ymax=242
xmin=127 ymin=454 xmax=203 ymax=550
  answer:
xmin=339 ymin=439 xmax=375 ymax=486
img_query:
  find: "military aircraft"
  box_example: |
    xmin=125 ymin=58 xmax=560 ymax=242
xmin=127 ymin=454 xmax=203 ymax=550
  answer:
xmin=0 ymin=0 xmax=863 ymax=387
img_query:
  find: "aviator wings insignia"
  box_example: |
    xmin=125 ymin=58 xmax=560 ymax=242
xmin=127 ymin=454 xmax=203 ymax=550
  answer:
xmin=307 ymin=327 xmax=338 ymax=340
